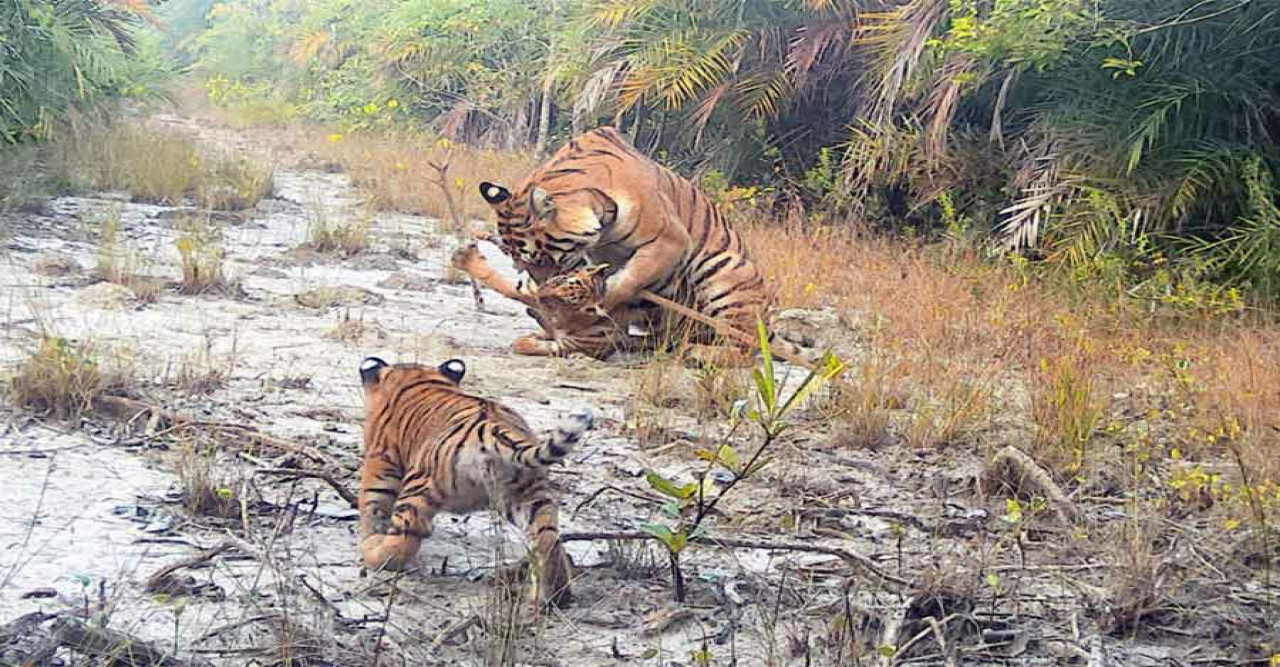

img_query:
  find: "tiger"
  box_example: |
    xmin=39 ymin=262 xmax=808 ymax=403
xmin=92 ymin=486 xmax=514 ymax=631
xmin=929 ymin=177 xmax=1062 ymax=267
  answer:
xmin=357 ymin=356 xmax=593 ymax=607
xmin=451 ymin=243 xmax=636 ymax=360
xmin=470 ymin=126 xmax=777 ymax=367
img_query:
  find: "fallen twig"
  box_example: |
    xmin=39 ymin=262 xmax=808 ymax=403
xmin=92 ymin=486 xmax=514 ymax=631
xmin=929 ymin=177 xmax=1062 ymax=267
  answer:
xmin=980 ymin=446 xmax=1078 ymax=524
xmin=560 ymin=530 xmax=911 ymax=591
xmin=255 ymin=467 xmax=359 ymax=508
xmin=49 ymin=616 xmax=211 ymax=666
xmin=90 ymin=394 xmax=335 ymax=466
xmin=430 ymin=613 xmax=481 ymax=650
xmin=145 ymin=542 xmax=233 ymax=595
xmin=572 ymin=484 xmax=663 ymax=517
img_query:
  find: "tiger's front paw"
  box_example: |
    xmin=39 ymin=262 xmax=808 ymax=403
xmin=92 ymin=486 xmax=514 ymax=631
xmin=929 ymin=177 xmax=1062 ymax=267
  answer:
xmin=451 ymin=243 xmax=486 ymax=276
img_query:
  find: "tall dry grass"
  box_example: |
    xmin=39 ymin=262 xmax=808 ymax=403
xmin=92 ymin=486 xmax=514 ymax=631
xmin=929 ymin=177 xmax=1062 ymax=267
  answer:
xmin=739 ymin=215 xmax=1280 ymax=485
xmin=291 ymin=131 xmax=534 ymax=221
xmin=49 ymin=120 xmax=274 ymax=210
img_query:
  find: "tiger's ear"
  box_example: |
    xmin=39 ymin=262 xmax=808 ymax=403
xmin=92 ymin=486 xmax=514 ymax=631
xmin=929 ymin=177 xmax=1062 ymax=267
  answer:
xmin=479 ymin=182 xmax=510 ymax=205
xmin=583 ymin=263 xmax=610 ymax=277
xmin=530 ymin=187 xmax=553 ymax=217
xmin=438 ymin=359 xmax=466 ymax=384
xmin=359 ymin=357 xmax=388 ymax=386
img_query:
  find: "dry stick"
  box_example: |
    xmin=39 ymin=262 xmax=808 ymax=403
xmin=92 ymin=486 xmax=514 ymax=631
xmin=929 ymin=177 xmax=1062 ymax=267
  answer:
xmin=48 ymin=616 xmax=211 ymax=667
xmin=255 ymin=467 xmax=359 ymax=509
xmin=559 ymin=530 xmax=911 ymax=592
xmin=430 ymin=613 xmax=481 ymax=650
xmin=634 ymin=288 xmax=817 ymax=370
xmin=145 ymin=542 xmax=234 ymax=594
xmin=981 ymin=445 xmax=1078 ymax=524
xmin=427 ymin=158 xmax=485 ymax=312
xmin=92 ymin=395 xmax=334 ymax=466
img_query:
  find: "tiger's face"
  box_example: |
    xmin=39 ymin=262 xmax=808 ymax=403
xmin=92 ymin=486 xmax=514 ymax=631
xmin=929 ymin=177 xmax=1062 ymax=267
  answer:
xmin=478 ymin=181 xmax=573 ymax=274
xmin=538 ymin=264 xmax=609 ymax=317
xmin=359 ymin=357 xmax=466 ymax=412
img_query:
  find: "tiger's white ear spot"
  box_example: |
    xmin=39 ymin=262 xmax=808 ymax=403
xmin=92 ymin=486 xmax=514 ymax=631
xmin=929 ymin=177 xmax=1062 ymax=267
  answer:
xmin=438 ymin=358 xmax=466 ymax=384
xmin=485 ymin=185 xmax=501 ymax=199
xmin=359 ymin=357 xmax=388 ymax=385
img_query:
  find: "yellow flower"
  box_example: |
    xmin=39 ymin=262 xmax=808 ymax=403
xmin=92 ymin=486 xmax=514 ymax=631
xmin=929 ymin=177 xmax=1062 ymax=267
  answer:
xmin=803 ymin=282 xmax=816 ymax=295
xmin=327 ymin=133 xmax=343 ymax=143
xmin=387 ymin=99 xmax=400 ymax=109
xmin=1170 ymin=448 xmax=1182 ymax=460
xmin=1223 ymin=518 xmax=1240 ymax=531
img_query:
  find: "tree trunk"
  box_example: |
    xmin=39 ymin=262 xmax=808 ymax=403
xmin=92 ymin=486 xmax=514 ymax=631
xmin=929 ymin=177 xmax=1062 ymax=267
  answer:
xmin=535 ymin=71 xmax=554 ymax=156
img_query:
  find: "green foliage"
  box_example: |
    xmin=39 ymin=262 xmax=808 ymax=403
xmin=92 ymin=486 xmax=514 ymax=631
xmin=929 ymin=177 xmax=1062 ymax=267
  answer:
xmin=856 ymin=0 xmax=1280 ymax=304
xmin=639 ymin=321 xmax=845 ymax=601
xmin=0 ymin=0 xmax=170 ymax=142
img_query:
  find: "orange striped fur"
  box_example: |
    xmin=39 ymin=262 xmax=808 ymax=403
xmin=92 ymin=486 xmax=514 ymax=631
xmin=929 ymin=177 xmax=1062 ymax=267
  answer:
xmin=468 ymin=126 xmax=775 ymax=365
xmin=357 ymin=356 xmax=591 ymax=606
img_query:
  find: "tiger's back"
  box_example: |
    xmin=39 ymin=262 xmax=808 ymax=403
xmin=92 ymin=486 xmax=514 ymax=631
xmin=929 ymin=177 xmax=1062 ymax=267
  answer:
xmin=357 ymin=356 xmax=591 ymax=606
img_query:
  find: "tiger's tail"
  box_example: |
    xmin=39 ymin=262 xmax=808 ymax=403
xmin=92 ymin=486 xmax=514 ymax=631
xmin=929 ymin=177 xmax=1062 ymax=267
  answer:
xmin=508 ymin=410 xmax=594 ymax=467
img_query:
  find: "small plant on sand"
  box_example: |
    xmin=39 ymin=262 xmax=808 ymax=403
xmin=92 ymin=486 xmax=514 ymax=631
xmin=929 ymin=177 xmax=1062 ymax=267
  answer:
xmin=640 ymin=322 xmax=844 ymax=601
xmin=175 ymin=219 xmax=231 ymax=295
xmin=9 ymin=335 xmax=124 ymax=420
xmin=176 ymin=441 xmax=238 ymax=518
xmin=94 ymin=209 xmax=162 ymax=302
xmin=305 ymin=207 xmax=371 ymax=257
xmin=1032 ymin=352 xmax=1102 ymax=476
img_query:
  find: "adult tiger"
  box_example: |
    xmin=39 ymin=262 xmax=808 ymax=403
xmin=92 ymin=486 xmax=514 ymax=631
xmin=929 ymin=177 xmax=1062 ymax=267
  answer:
xmin=357 ymin=356 xmax=592 ymax=607
xmin=473 ymin=126 xmax=773 ymax=366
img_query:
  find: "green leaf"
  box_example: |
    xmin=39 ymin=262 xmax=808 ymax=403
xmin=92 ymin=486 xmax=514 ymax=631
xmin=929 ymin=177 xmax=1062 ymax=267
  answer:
xmin=778 ymin=350 xmax=846 ymax=417
xmin=878 ymin=644 xmax=897 ymax=658
xmin=646 ymin=471 xmax=693 ymax=499
xmin=985 ymin=571 xmax=1000 ymax=589
xmin=661 ymin=500 xmax=682 ymax=517
xmin=641 ymin=648 xmax=659 ymax=660
xmin=639 ymin=522 xmax=676 ymax=546
xmin=754 ymin=317 xmax=776 ymax=415
xmin=668 ymin=528 xmax=689 ymax=553
xmin=717 ymin=444 xmax=740 ymax=472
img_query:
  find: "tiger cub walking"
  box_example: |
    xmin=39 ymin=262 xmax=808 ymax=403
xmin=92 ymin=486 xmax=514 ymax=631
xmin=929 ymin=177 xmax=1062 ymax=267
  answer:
xmin=357 ymin=356 xmax=592 ymax=606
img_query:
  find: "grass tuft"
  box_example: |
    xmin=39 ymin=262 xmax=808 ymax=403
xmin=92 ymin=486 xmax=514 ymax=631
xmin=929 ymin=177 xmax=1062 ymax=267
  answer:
xmin=9 ymin=335 xmax=126 ymax=420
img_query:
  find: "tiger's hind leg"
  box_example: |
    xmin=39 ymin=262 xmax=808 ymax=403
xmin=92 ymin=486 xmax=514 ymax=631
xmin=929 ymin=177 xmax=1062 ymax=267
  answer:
xmin=360 ymin=488 xmax=439 ymax=572
xmin=500 ymin=481 xmax=573 ymax=608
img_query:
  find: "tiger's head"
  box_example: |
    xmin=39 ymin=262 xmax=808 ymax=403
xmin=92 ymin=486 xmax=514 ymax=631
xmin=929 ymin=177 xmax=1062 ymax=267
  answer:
xmin=477 ymin=181 xmax=561 ymax=271
xmin=537 ymin=264 xmax=610 ymax=319
xmin=359 ymin=357 xmax=467 ymax=410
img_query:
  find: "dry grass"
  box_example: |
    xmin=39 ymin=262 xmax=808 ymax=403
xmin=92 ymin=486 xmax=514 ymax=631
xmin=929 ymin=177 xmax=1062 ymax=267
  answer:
xmin=8 ymin=335 xmax=129 ymax=420
xmin=290 ymin=131 xmax=533 ymax=220
xmin=93 ymin=209 xmax=163 ymax=303
xmin=51 ymin=120 xmax=273 ymax=210
xmin=304 ymin=205 xmax=371 ymax=257
xmin=175 ymin=441 xmax=238 ymax=518
xmin=738 ymin=213 xmax=1280 ymax=489
xmin=175 ymin=218 xmax=231 ymax=295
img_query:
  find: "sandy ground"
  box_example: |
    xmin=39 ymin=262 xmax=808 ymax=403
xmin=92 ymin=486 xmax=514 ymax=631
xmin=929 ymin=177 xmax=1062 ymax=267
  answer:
xmin=0 ymin=114 xmax=1271 ymax=666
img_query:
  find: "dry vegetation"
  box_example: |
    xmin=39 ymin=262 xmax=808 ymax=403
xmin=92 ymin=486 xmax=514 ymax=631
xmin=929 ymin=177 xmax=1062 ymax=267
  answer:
xmin=93 ymin=209 xmax=164 ymax=303
xmin=50 ymin=120 xmax=273 ymax=210
xmin=737 ymin=211 xmax=1280 ymax=520
xmin=284 ymin=130 xmax=534 ymax=221
xmin=9 ymin=334 xmax=130 ymax=421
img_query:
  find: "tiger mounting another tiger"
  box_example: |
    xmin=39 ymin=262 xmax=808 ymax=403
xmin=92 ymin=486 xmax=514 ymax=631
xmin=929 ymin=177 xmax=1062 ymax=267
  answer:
xmin=460 ymin=125 xmax=801 ymax=367
xmin=452 ymin=244 xmax=634 ymax=359
xmin=357 ymin=356 xmax=593 ymax=607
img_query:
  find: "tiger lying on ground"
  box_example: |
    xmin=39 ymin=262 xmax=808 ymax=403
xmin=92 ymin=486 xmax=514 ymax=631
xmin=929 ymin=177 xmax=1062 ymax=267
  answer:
xmin=470 ymin=126 xmax=778 ymax=367
xmin=452 ymin=244 xmax=636 ymax=360
xmin=357 ymin=356 xmax=592 ymax=607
